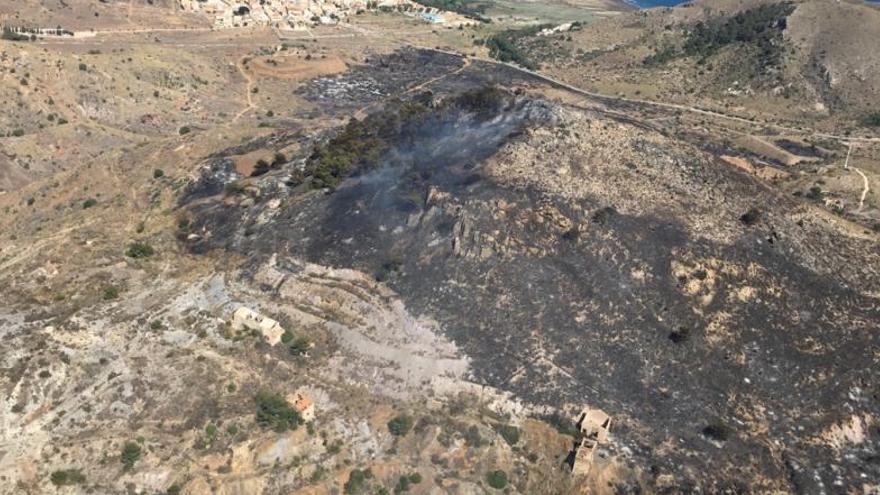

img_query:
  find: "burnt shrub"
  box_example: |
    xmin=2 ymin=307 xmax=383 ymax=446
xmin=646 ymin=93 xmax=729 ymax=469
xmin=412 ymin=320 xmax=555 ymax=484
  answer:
xmin=739 ymin=207 xmax=761 ymax=225
xmin=251 ymin=158 xmax=271 ymax=177
xmin=592 ymin=206 xmax=617 ymax=225
xmin=702 ymin=421 xmax=732 ymax=441
xmin=668 ymin=326 xmax=691 ymax=343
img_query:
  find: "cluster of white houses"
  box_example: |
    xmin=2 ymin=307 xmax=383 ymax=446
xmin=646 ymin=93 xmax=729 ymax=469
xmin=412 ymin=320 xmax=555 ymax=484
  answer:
xmin=178 ymin=0 xmax=462 ymax=29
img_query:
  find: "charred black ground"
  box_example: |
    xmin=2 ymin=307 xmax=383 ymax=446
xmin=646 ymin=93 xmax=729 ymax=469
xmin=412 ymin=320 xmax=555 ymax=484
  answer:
xmin=179 ymin=49 xmax=880 ymax=493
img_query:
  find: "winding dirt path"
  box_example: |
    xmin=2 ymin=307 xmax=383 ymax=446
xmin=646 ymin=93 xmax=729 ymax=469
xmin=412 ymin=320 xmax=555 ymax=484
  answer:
xmin=413 ymin=45 xmax=880 ymax=145
xmin=853 ymin=167 xmax=870 ymax=212
xmin=844 ymin=144 xmax=871 ymax=212
xmin=232 ymin=57 xmax=257 ymax=123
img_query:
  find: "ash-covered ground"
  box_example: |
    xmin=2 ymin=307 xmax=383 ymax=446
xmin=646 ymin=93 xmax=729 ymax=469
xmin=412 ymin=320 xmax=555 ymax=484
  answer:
xmin=180 ymin=49 xmax=880 ymax=493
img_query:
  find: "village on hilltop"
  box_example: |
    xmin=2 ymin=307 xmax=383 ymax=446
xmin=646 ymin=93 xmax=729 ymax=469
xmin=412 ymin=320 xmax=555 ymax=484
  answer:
xmin=178 ymin=0 xmax=475 ymax=29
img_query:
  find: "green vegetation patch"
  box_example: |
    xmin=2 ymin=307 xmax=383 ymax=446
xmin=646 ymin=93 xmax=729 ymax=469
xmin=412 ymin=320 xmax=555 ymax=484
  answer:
xmin=2 ymin=28 xmax=34 ymax=42
xmin=126 ymin=241 xmax=155 ymax=258
xmin=344 ymin=468 xmax=373 ymax=494
xmin=50 ymin=468 xmax=86 ymax=486
xmin=645 ymin=3 xmax=795 ymax=67
xmin=496 ymin=424 xmax=520 ymax=445
xmin=481 ymin=25 xmax=552 ymax=71
xmin=297 ymin=87 xmax=510 ymax=190
xmin=387 ymin=414 xmax=414 ymax=436
xmin=103 ymin=286 xmax=120 ymax=300
xmin=254 ymin=390 xmax=302 ymax=432
xmin=120 ymin=441 xmax=142 ymax=471
xmin=485 ymin=470 xmax=508 ymax=489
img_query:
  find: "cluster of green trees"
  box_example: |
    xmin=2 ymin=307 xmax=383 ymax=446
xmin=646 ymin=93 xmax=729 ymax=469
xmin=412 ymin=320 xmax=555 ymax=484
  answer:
xmin=299 ymin=87 xmax=510 ymax=190
xmin=1 ymin=28 xmax=33 ymax=42
xmin=2 ymin=25 xmax=73 ymax=41
xmin=254 ymin=390 xmax=303 ymax=432
xmin=387 ymin=414 xmax=413 ymax=436
xmin=480 ymin=25 xmax=551 ymax=71
xmin=50 ymin=468 xmax=86 ymax=486
xmin=645 ymin=3 xmax=795 ymax=66
xmin=304 ymin=118 xmax=387 ymax=189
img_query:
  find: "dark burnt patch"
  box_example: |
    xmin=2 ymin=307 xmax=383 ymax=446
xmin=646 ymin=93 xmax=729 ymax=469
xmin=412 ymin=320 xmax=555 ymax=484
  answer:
xmin=177 ymin=87 xmax=880 ymax=491
xmin=296 ymin=48 xmax=463 ymax=113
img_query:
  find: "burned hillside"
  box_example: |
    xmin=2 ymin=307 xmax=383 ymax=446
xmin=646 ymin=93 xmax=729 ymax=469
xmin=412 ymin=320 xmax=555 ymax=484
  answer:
xmin=178 ymin=53 xmax=880 ymax=493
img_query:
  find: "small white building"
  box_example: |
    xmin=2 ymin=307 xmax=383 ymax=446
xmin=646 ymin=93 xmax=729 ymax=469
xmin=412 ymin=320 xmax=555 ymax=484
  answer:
xmin=231 ymin=307 xmax=286 ymax=346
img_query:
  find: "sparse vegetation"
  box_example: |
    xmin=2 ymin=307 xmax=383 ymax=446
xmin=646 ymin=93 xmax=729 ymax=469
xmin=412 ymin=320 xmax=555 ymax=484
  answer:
xmin=120 ymin=441 xmax=142 ymax=471
xmin=862 ymin=111 xmax=880 ymax=128
xmin=288 ymin=336 xmax=310 ymax=356
xmin=254 ymin=390 xmax=302 ymax=432
xmin=483 ymin=26 xmax=550 ymax=70
xmin=485 ymin=470 xmax=508 ymax=489
xmin=50 ymin=468 xmax=85 ymax=486
xmin=178 ymin=126 xmax=191 ymax=135
xmin=465 ymin=425 xmax=483 ymax=447
xmin=153 ymin=168 xmax=165 ymax=178
xmin=126 ymin=241 xmax=155 ymax=258
xmin=645 ymin=3 xmax=795 ymax=68
xmin=82 ymin=198 xmax=98 ymax=209
xmin=224 ymin=181 xmax=246 ymax=195
xmin=496 ymin=424 xmax=520 ymax=446
xmin=387 ymin=415 xmax=413 ymax=436
xmin=806 ymin=186 xmax=824 ymax=201
xmin=103 ymin=286 xmax=120 ymax=300
xmin=344 ymin=468 xmax=373 ymax=494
